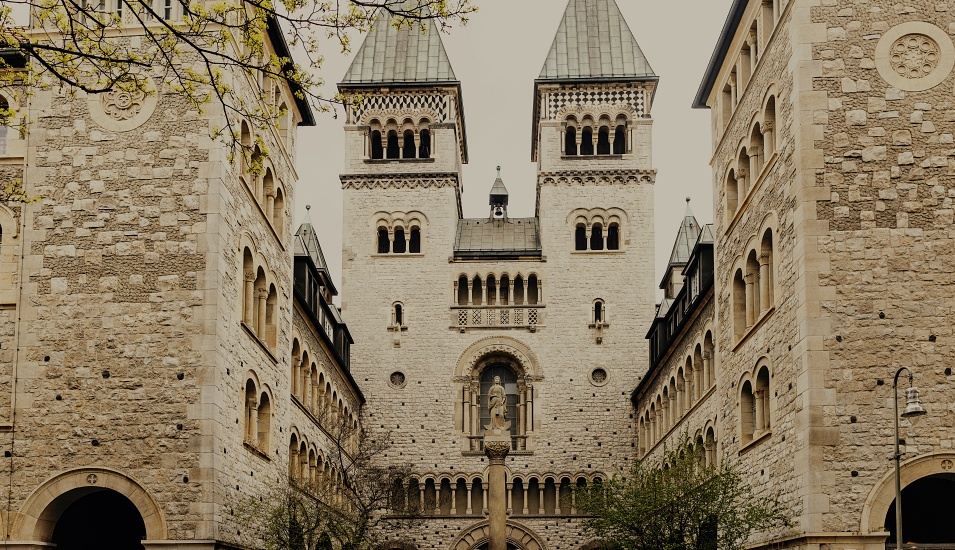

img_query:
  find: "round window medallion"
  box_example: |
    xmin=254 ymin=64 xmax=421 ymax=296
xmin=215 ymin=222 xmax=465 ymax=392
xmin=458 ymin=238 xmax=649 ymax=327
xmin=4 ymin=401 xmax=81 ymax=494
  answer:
xmin=590 ymin=368 xmax=609 ymax=386
xmin=87 ymin=75 xmax=159 ymax=132
xmin=875 ymin=23 xmax=955 ymax=92
xmin=389 ymin=371 xmax=406 ymax=388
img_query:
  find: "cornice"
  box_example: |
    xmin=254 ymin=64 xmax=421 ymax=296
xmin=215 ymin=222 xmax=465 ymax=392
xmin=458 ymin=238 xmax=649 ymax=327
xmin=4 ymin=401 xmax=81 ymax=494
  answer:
xmin=537 ymin=169 xmax=657 ymax=187
xmin=340 ymin=172 xmax=460 ymax=190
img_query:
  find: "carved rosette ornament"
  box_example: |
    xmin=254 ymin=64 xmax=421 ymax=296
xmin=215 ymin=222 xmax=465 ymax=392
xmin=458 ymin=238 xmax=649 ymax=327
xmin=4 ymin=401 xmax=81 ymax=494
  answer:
xmin=890 ymin=34 xmax=941 ymax=79
xmin=875 ymin=23 xmax=955 ymax=92
xmin=87 ymin=75 xmax=159 ymax=132
xmin=102 ymin=88 xmax=147 ymax=121
xmin=484 ymin=440 xmax=510 ymax=463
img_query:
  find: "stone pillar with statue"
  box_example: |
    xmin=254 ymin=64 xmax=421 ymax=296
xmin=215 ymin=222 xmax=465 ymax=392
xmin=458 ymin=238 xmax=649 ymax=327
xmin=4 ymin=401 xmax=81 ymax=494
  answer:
xmin=484 ymin=376 xmax=510 ymax=550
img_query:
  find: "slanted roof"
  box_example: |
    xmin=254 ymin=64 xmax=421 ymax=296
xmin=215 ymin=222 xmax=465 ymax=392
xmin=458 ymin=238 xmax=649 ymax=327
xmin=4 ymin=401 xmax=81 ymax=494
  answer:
xmin=294 ymin=221 xmax=337 ymax=296
xmin=667 ymin=200 xmax=702 ymax=267
xmin=341 ymin=13 xmax=457 ymax=85
xmin=265 ymin=16 xmax=315 ymax=126
xmin=454 ymin=218 xmax=542 ymax=259
xmin=538 ymin=0 xmax=656 ymax=81
xmin=692 ymin=0 xmax=747 ymax=108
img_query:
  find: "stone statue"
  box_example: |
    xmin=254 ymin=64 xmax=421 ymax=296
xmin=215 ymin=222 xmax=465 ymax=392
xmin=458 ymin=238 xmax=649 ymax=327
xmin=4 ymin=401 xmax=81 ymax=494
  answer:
xmin=486 ymin=376 xmax=511 ymax=432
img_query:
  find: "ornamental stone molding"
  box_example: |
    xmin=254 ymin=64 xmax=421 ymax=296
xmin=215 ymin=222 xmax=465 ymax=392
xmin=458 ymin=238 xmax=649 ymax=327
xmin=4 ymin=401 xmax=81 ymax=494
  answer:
xmin=875 ymin=22 xmax=955 ymax=92
xmin=557 ymin=103 xmax=638 ymax=123
xmin=359 ymin=107 xmax=442 ymax=127
xmin=87 ymin=76 xmax=159 ymax=132
xmin=340 ymin=173 xmax=460 ymax=191
xmin=454 ymin=336 xmax=542 ymax=379
xmin=538 ymin=170 xmax=656 ymax=187
xmin=450 ymin=520 xmax=546 ymax=550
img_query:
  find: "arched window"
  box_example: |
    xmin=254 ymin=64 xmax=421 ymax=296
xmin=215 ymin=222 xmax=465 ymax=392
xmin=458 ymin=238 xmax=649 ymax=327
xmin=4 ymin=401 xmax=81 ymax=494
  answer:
xmin=393 ymin=302 xmax=404 ymax=327
xmin=272 ymin=187 xmax=285 ymax=239
xmin=590 ymin=223 xmax=604 ymax=251
xmin=759 ymin=229 xmax=774 ymax=313
xmin=750 ymin=125 xmax=764 ymax=177
xmin=613 ymin=125 xmax=626 ymax=154
xmin=409 ymin=227 xmax=421 ymax=253
xmin=755 ymin=366 xmax=771 ymax=433
xmin=471 ymin=276 xmax=483 ymax=305
xmin=565 ymin=126 xmax=578 ymax=156
xmin=239 ymin=121 xmax=251 ymax=179
xmin=479 ymin=365 xmax=518 ymax=439
xmin=257 ymin=391 xmax=271 ymax=450
xmin=265 ymin=284 xmax=277 ymax=349
xmin=419 ymin=129 xmax=431 ymax=158
xmin=253 ymin=267 xmax=267 ymax=337
xmin=527 ymin=274 xmax=539 ymax=305
xmin=726 ymin=169 xmax=739 ymax=222
xmin=288 ymin=434 xmax=299 ymax=480
xmin=607 ymin=223 xmax=620 ymax=250
xmin=746 ymin=250 xmax=760 ymax=326
xmin=261 ymin=167 xmax=273 ymax=205
xmin=393 ymin=228 xmax=406 ymax=254
xmin=499 ymin=275 xmax=510 ymax=305
xmin=764 ymin=96 xmax=777 ymax=156
xmin=514 ymin=275 xmax=525 ymax=305
xmin=386 ymin=130 xmax=400 ymax=159
xmin=244 ymin=379 xmax=257 ymax=444
xmin=733 ymin=268 xmax=746 ymax=339
xmin=251 ymin=145 xmax=264 ymax=198
xmin=575 ymin=225 xmax=587 ymax=250
xmin=580 ymin=127 xmax=594 ymax=155
xmin=242 ymin=248 xmax=254 ymax=326
xmin=402 ymin=130 xmax=416 ymax=159
xmin=486 ymin=275 xmax=497 ymax=305
xmin=597 ymin=126 xmax=611 ymax=155
xmin=737 ymin=149 xmax=750 ymax=196
xmin=457 ymin=276 xmax=469 ymax=306
xmin=593 ymin=299 xmax=605 ymax=324
xmin=377 ymin=228 xmax=390 ymax=254
xmin=740 ymin=380 xmax=755 ymax=444
xmin=704 ymin=427 xmax=717 ymax=466
xmin=371 ymin=130 xmax=384 ymax=159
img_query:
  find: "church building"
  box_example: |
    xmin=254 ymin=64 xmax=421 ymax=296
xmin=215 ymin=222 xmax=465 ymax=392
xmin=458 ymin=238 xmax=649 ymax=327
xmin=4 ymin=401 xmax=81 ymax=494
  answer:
xmin=337 ymin=0 xmax=657 ymax=547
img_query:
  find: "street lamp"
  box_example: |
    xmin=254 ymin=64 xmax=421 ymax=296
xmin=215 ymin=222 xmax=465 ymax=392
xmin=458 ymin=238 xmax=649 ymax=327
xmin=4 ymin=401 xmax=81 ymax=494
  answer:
xmin=892 ymin=367 xmax=926 ymax=550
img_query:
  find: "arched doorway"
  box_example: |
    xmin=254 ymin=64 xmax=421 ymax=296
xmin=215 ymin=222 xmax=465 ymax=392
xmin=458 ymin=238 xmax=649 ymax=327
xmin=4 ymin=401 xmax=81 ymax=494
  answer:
xmin=475 ymin=544 xmax=521 ymax=550
xmin=50 ymin=489 xmax=146 ymax=549
xmin=883 ymin=473 xmax=955 ymax=546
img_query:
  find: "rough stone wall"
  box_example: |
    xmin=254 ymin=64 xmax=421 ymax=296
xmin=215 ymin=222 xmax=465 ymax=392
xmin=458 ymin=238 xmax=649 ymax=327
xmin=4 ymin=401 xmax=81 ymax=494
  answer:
xmin=707 ymin=0 xmax=806 ymax=540
xmin=808 ymin=0 xmax=955 ymax=536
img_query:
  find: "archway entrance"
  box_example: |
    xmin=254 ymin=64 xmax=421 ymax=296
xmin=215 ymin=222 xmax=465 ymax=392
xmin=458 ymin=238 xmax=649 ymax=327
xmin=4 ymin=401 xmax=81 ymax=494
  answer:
xmin=884 ymin=473 xmax=955 ymax=547
xmin=50 ymin=489 xmax=146 ymax=550
xmin=475 ymin=545 xmax=521 ymax=550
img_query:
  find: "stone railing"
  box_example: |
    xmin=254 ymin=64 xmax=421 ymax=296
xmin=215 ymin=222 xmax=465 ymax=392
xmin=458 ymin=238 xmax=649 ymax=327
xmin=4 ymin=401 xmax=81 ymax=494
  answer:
xmin=451 ymin=305 xmax=544 ymax=330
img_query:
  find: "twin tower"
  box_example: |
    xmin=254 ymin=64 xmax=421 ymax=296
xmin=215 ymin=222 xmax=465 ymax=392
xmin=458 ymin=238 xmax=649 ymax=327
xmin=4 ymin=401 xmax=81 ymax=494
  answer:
xmin=337 ymin=0 xmax=659 ymax=547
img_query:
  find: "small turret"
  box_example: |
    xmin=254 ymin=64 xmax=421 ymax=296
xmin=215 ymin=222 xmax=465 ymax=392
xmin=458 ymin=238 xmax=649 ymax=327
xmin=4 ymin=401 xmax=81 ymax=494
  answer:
xmin=489 ymin=166 xmax=509 ymax=220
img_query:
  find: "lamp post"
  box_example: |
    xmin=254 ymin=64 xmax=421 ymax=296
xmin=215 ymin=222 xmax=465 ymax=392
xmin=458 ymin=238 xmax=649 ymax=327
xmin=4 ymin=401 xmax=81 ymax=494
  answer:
xmin=892 ymin=367 xmax=926 ymax=550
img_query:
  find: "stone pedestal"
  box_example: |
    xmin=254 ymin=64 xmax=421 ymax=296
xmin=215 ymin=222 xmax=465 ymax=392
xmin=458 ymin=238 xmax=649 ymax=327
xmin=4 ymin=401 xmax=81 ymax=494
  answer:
xmin=484 ymin=431 xmax=510 ymax=550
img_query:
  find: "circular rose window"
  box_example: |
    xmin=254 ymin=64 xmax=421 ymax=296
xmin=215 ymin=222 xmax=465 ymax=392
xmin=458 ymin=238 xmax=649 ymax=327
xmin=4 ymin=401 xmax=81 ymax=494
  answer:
xmin=590 ymin=368 xmax=609 ymax=386
xmin=389 ymin=372 xmax=406 ymax=388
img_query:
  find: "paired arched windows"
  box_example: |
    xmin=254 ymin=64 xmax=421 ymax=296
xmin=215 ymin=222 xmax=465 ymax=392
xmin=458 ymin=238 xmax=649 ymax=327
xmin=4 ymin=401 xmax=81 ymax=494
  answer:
xmin=376 ymin=225 xmax=421 ymax=254
xmin=456 ymin=273 xmax=540 ymax=306
xmin=732 ymin=227 xmax=775 ymax=339
xmin=723 ymin=94 xmax=778 ymax=225
xmin=367 ymin=118 xmax=432 ymax=160
xmin=238 ymin=121 xmax=287 ymax=239
xmin=244 ymin=378 xmax=271 ymax=453
xmin=290 ymin=337 xmax=360 ymax=449
xmin=574 ymin=222 xmax=621 ymax=251
xmin=740 ymin=364 xmax=772 ymax=445
xmin=241 ymin=245 xmax=279 ymax=351
xmin=563 ymin=115 xmax=629 ymax=157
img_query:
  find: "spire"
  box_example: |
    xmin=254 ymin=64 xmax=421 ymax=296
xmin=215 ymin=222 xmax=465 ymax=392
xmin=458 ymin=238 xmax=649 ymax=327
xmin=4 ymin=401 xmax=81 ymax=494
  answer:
xmin=489 ymin=166 xmax=509 ymax=219
xmin=341 ymin=12 xmax=457 ymax=85
xmin=539 ymin=0 xmax=656 ymax=81
xmin=667 ymin=198 xmax=701 ymax=267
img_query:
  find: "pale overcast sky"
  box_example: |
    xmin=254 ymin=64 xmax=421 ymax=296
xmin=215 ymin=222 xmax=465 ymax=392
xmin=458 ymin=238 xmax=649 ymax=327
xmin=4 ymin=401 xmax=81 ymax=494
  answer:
xmin=294 ymin=0 xmax=735 ymax=295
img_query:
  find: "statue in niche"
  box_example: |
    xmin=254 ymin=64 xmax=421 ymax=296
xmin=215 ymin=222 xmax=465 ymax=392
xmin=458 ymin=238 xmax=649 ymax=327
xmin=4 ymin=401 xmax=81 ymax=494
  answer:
xmin=486 ymin=376 xmax=511 ymax=432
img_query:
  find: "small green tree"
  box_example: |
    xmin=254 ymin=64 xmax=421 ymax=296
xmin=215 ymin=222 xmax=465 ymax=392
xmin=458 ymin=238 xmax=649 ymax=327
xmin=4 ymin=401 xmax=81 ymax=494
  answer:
xmin=576 ymin=437 xmax=790 ymax=550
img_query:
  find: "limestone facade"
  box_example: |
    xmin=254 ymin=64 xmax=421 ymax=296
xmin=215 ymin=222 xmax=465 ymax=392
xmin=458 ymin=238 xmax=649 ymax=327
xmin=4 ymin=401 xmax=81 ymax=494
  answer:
xmin=638 ymin=1 xmax=955 ymax=550
xmin=0 ymin=17 xmax=362 ymax=550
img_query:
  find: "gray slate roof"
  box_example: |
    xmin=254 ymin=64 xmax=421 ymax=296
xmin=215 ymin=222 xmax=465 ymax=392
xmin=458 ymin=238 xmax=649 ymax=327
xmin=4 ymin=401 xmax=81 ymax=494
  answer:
xmin=341 ymin=13 xmax=457 ymax=85
xmin=454 ymin=218 xmax=541 ymax=258
xmin=294 ymin=222 xmax=329 ymax=271
xmin=667 ymin=201 xmax=702 ymax=267
xmin=539 ymin=0 xmax=656 ymax=81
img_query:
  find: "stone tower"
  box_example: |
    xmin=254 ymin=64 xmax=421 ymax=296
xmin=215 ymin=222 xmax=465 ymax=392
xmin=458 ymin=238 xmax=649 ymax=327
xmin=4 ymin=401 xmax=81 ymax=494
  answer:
xmin=338 ymin=1 xmax=658 ymax=548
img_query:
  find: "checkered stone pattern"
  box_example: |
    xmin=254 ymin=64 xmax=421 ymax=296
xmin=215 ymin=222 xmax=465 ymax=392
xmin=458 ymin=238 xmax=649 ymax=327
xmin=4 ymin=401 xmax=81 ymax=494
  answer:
xmin=545 ymin=89 xmax=646 ymax=120
xmin=352 ymin=94 xmax=451 ymax=123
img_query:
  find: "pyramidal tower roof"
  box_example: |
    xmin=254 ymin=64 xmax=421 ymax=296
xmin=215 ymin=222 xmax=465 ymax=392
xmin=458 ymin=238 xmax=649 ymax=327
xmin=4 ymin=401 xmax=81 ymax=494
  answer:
xmin=539 ymin=0 xmax=656 ymax=81
xmin=668 ymin=199 xmax=702 ymax=267
xmin=341 ymin=12 xmax=457 ymax=85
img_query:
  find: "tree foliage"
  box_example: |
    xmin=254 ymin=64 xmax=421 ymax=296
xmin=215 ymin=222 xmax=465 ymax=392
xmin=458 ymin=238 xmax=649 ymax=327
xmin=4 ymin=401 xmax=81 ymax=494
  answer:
xmin=0 ymin=0 xmax=475 ymax=147
xmin=576 ymin=437 xmax=790 ymax=550
xmin=236 ymin=412 xmax=418 ymax=550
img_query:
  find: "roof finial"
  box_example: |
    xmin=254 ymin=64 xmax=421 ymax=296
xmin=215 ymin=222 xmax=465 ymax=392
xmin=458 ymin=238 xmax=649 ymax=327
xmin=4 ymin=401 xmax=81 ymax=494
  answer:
xmin=306 ymin=204 xmax=311 ymax=211
xmin=497 ymin=166 xmax=501 ymax=177
xmin=684 ymin=197 xmax=694 ymax=218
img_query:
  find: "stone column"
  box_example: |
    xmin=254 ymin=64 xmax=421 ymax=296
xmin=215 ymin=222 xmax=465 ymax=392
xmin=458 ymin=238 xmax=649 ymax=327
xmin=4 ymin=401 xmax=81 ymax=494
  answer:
xmin=243 ymin=271 xmax=255 ymax=326
xmin=265 ymin=191 xmax=275 ymax=220
xmin=744 ymin=273 xmax=756 ymax=327
xmin=246 ymin=397 xmax=258 ymax=443
xmin=467 ymin=280 xmax=473 ymax=306
xmin=506 ymin=483 xmax=513 ymax=515
xmin=522 ymin=485 xmax=529 ymax=515
xmin=759 ymin=255 xmax=771 ymax=313
xmin=465 ymin=485 xmax=473 ymax=516
xmin=485 ymin=435 xmax=510 ymax=550
xmin=450 ymin=486 xmax=457 ymax=515
xmin=255 ymin=288 xmax=267 ymax=335
xmin=762 ymin=120 xmax=775 ymax=156
xmin=291 ymin=356 xmax=300 ymax=399
xmin=755 ymin=389 xmax=766 ymax=433
xmin=289 ymin=447 xmax=299 ymax=481
xmin=508 ymin=280 xmax=515 ymax=305
xmin=702 ymin=351 xmax=713 ymax=390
